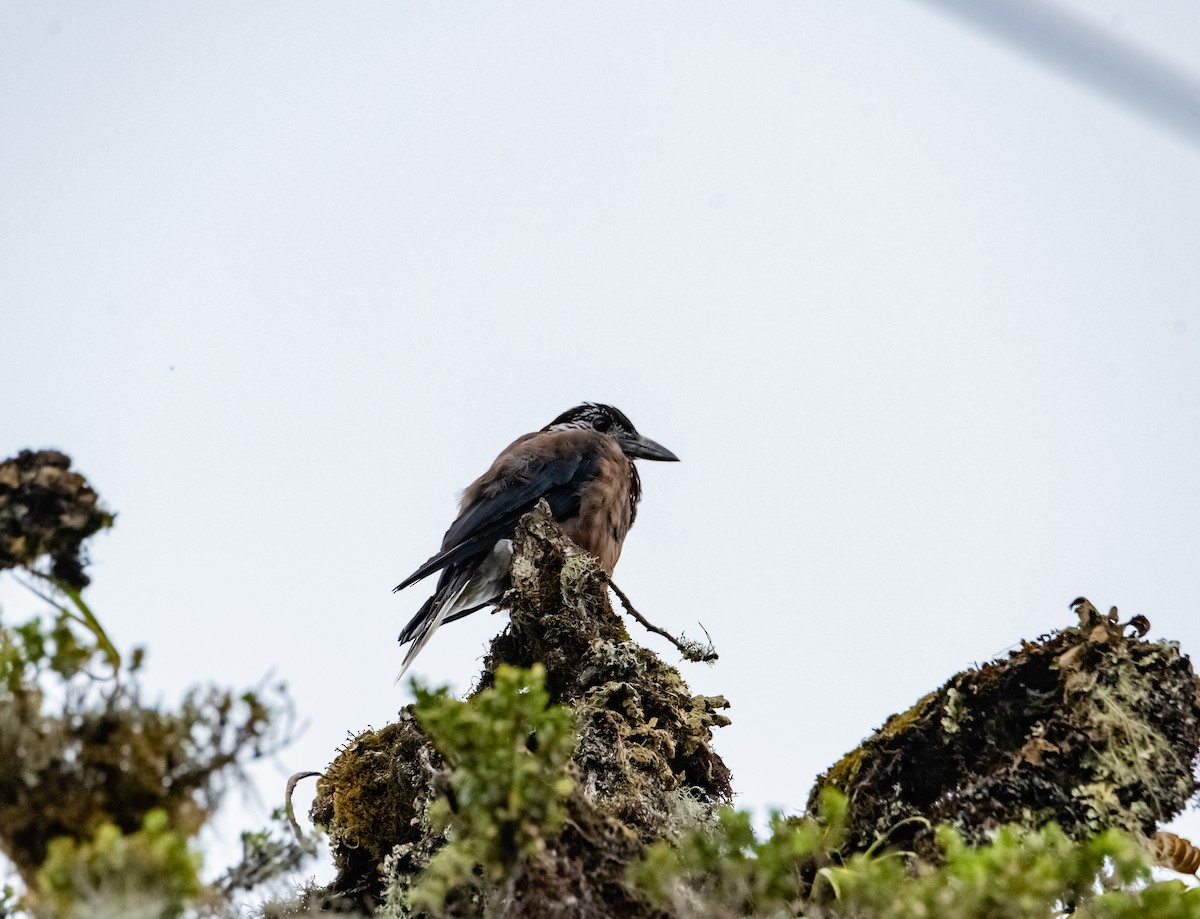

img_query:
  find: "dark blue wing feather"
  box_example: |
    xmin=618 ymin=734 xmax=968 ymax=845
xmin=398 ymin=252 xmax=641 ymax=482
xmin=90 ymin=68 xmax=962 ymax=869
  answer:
xmin=393 ymin=451 xmax=595 ymax=593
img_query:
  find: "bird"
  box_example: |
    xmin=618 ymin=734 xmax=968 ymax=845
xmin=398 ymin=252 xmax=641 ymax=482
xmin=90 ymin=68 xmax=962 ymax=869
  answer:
xmin=393 ymin=403 xmax=679 ymax=676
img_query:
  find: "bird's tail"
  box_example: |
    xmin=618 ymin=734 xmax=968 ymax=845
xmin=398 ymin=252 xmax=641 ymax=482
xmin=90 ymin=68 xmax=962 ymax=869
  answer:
xmin=396 ymin=569 xmax=473 ymax=680
xmin=395 ymin=540 xmax=515 ymax=680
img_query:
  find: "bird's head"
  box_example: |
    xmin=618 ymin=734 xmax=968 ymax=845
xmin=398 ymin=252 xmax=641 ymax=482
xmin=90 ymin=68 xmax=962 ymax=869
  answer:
xmin=544 ymin=403 xmax=680 ymax=462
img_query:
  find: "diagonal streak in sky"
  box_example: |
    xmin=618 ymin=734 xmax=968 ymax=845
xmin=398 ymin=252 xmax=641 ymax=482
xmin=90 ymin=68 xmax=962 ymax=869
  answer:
xmin=912 ymin=0 xmax=1200 ymax=151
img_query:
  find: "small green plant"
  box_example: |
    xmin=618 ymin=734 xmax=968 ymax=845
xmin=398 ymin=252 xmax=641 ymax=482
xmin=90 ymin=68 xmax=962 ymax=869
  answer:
xmin=631 ymin=789 xmax=847 ymax=917
xmin=633 ymin=807 xmax=1200 ymax=919
xmin=33 ymin=809 xmax=201 ymax=919
xmin=405 ymin=664 xmax=577 ymax=914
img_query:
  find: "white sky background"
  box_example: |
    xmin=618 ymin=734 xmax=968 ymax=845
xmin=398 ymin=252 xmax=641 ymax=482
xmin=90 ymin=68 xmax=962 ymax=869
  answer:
xmin=3 ymin=0 xmax=1200 ymax=889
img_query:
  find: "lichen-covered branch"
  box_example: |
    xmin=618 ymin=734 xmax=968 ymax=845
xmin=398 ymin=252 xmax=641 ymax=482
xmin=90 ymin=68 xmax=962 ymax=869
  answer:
xmin=608 ymin=580 xmax=718 ymax=664
xmin=809 ymin=597 xmax=1200 ymax=863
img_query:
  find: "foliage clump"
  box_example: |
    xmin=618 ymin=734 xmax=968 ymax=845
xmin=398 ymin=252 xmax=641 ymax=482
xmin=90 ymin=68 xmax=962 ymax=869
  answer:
xmin=0 ymin=449 xmax=300 ymax=918
xmin=33 ymin=808 xmax=201 ymax=919
xmin=400 ymin=664 xmax=576 ymax=914
xmin=0 ymin=598 xmax=281 ymax=891
xmin=632 ymin=789 xmax=848 ymax=917
xmin=379 ymin=664 xmax=659 ymax=919
xmin=634 ymin=801 xmax=1200 ymax=919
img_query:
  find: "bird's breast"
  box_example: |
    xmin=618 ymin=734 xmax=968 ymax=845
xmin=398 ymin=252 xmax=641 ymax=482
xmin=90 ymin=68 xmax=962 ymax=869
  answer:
xmin=567 ymin=442 xmax=635 ymax=574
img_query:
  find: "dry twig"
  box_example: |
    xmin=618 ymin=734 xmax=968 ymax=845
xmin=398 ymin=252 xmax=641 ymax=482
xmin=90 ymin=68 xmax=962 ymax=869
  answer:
xmin=608 ymin=580 xmax=717 ymax=663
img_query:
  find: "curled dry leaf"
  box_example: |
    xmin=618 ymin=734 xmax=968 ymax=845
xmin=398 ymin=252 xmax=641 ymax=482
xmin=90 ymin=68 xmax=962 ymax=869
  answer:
xmin=1155 ymin=831 xmax=1200 ymax=875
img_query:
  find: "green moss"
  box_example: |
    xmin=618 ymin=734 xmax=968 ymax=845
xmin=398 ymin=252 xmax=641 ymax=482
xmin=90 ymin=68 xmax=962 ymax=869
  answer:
xmin=308 ymin=714 xmax=440 ymax=908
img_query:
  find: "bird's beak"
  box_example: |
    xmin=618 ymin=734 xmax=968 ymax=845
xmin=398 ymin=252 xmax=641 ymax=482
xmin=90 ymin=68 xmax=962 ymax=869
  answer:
xmin=622 ymin=433 xmax=680 ymax=462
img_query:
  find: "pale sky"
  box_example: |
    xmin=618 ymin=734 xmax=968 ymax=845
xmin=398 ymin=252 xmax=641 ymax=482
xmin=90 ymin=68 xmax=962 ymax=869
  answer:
xmin=3 ymin=0 xmax=1200 ymax=887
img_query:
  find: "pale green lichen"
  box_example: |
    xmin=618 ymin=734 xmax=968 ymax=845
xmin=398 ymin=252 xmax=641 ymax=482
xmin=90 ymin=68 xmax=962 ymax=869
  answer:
xmin=940 ymin=687 xmax=965 ymax=736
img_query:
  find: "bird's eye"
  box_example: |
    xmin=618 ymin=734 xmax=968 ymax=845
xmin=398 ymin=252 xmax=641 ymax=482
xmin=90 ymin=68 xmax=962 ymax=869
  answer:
xmin=593 ymin=416 xmax=611 ymax=432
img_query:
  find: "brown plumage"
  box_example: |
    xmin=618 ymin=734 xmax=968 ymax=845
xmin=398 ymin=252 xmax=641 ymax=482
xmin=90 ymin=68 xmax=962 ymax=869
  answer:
xmin=393 ymin=403 xmax=678 ymax=675
xmin=461 ymin=430 xmax=638 ymax=574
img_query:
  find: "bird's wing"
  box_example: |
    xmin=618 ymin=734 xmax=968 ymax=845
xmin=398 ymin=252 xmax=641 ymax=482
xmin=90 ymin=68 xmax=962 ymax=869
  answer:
xmin=393 ymin=447 xmax=596 ymax=593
